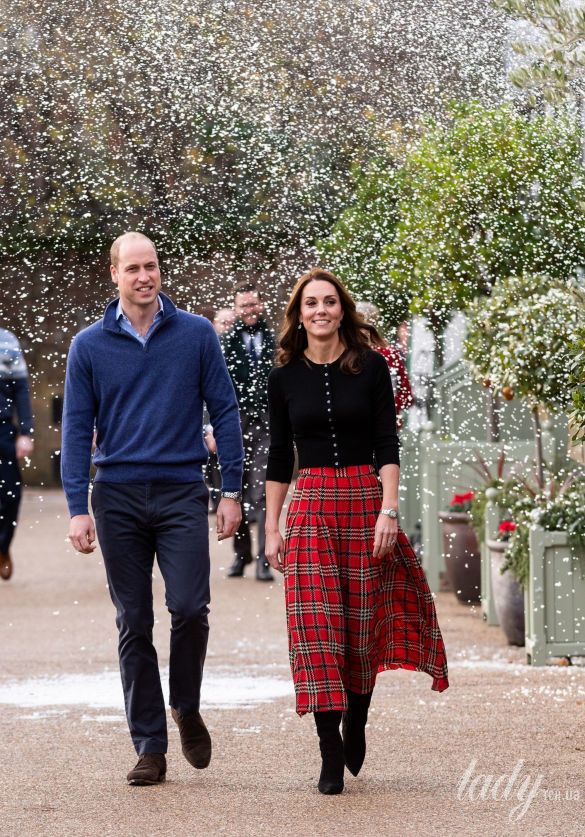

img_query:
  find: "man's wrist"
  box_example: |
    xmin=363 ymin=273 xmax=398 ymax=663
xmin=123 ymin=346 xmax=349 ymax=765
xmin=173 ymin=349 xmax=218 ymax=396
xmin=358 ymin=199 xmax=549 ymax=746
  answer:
xmin=69 ymin=502 xmax=90 ymax=517
xmin=220 ymin=490 xmax=242 ymax=502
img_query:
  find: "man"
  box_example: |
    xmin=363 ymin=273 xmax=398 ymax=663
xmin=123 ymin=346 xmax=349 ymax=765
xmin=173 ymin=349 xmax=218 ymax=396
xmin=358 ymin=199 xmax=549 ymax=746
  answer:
xmin=213 ymin=307 xmax=236 ymax=335
xmin=220 ymin=281 xmax=275 ymax=581
xmin=0 ymin=328 xmax=34 ymax=580
xmin=61 ymin=232 xmax=244 ymax=786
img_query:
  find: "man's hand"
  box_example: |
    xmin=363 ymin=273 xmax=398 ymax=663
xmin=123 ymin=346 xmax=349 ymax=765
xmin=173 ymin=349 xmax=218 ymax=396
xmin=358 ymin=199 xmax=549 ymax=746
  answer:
xmin=204 ymin=430 xmax=217 ymax=454
xmin=68 ymin=514 xmax=97 ymax=554
xmin=15 ymin=436 xmax=34 ymax=459
xmin=216 ymin=498 xmax=242 ymax=541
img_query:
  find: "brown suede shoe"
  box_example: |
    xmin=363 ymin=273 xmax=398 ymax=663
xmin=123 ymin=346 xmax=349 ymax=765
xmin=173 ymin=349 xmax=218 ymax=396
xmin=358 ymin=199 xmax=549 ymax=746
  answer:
xmin=0 ymin=552 xmax=12 ymax=581
xmin=171 ymin=707 xmax=212 ymax=769
xmin=126 ymin=753 xmax=166 ymax=785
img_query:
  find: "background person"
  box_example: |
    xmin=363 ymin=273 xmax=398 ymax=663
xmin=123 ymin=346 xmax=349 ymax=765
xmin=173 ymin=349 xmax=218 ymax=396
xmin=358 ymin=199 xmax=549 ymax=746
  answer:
xmin=0 ymin=327 xmax=34 ymax=580
xmin=61 ymin=231 xmax=244 ymax=786
xmin=394 ymin=320 xmax=410 ymax=363
xmin=265 ymin=268 xmax=449 ymax=796
xmin=196 ymin=303 xmax=223 ymax=511
xmin=221 ymin=281 xmax=275 ymax=581
xmin=355 ymin=301 xmax=413 ymax=430
xmin=213 ymin=307 xmax=236 ymax=335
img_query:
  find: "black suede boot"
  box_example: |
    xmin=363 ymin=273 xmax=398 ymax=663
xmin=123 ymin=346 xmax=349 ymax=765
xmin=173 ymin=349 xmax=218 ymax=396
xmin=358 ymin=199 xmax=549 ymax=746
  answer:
xmin=314 ymin=710 xmax=344 ymax=794
xmin=342 ymin=691 xmax=372 ymax=777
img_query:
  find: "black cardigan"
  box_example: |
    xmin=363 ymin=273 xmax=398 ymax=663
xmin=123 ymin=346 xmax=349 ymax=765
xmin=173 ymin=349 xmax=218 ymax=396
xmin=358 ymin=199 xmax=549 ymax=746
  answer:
xmin=266 ymin=349 xmax=400 ymax=483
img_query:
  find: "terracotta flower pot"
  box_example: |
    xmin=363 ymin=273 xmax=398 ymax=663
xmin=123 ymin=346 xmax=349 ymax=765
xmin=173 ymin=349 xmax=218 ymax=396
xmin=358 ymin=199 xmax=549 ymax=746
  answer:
xmin=487 ymin=539 xmax=525 ymax=646
xmin=438 ymin=511 xmax=481 ymax=604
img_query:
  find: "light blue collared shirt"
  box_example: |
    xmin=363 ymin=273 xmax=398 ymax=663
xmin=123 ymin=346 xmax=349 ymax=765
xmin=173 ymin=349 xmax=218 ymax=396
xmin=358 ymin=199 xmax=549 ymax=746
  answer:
xmin=116 ymin=295 xmax=164 ymax=345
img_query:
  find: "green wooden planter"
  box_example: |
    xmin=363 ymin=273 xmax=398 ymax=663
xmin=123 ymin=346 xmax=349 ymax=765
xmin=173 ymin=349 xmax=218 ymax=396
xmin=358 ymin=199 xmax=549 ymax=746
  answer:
xmin=419 ymin=424 xmax=554 ymax=594
xmin=525 ymin=528 xmax=585 ymax=665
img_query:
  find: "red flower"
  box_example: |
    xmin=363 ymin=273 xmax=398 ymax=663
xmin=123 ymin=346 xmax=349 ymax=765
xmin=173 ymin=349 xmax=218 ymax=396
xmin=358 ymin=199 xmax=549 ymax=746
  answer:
xmin=498 ymin=520 xmax=517 ymax=534
xmin=451 ymin=491 xmax=475 ymax=506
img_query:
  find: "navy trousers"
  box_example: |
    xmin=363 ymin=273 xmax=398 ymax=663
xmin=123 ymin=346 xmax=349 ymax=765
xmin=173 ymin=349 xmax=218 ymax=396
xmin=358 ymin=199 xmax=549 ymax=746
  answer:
xmin=91 ymin=481 xmax=210 ymax=755
xmin=0 ymin=425 xmax=21 ymax=555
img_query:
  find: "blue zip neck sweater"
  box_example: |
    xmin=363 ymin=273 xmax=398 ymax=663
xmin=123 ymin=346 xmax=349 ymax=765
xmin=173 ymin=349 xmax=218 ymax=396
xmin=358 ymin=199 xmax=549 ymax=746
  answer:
xmin=61 ymin=293 xmax=244 ymax=517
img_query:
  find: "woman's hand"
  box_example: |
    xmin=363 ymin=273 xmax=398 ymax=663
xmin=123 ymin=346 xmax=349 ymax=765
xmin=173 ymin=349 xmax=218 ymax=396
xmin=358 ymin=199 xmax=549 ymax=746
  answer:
xmin=265 ymin=528 xmax=285 ymax=573
xmin=373 ymin=513 xmax=398 ymax=558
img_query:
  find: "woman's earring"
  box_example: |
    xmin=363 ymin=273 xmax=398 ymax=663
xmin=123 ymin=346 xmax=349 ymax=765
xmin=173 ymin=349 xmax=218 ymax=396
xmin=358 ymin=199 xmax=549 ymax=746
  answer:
xmin=298 ymin=322 xmax=303 ymax=330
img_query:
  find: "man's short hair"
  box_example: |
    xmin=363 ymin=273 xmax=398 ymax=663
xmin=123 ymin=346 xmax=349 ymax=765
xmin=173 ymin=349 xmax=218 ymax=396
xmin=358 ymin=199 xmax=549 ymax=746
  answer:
xmin=110 ymin=232 xmax=157 ymax=268
xmin=234 ymin=280 xmax=261 ymax=299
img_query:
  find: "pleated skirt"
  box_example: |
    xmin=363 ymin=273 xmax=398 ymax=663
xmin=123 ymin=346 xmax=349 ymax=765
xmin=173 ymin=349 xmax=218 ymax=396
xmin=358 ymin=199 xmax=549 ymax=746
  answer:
xmin=283 ymin=465 xmax=449 ymax=715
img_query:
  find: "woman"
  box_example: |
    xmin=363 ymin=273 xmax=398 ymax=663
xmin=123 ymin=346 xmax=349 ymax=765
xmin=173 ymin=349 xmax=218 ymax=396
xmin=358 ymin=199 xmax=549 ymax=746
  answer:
xmin=355 ymin=301 xmax=413 ymax=430
xmin=265 ymin=268 xmax=449 ymax=796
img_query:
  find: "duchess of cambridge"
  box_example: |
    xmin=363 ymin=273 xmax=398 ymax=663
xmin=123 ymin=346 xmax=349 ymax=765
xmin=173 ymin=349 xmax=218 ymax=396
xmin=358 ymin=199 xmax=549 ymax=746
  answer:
xmin=265 ymin=268 xmax=449 ymax=796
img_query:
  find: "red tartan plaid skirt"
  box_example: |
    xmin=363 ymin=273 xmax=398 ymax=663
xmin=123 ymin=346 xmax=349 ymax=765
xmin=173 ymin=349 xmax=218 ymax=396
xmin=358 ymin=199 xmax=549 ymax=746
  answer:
xmin=284 ymin=465 xmax=449 ymax=715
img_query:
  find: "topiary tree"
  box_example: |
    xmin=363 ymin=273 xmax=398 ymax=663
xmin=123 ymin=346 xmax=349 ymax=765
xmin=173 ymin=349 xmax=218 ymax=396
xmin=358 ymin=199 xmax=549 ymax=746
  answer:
xmin=494 ymin=0 xmax=585 ymax=105
xmin=316 ymin=159 xmax=411 ymax=334
xmin=464 ymin=273 xmax=583 ymax=482
xmin=380 ymin=102 xmax=585 ymax=356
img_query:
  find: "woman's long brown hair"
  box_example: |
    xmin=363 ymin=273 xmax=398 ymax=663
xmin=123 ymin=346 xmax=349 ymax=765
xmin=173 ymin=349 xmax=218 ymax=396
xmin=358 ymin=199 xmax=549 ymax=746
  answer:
xmin=276 ymin=267 xmax=383 ymax=374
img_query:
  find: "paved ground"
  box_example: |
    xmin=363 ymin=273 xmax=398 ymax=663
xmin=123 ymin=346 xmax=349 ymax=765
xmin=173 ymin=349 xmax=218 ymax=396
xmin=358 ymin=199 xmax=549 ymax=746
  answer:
xmin=1 ymin=490 xmax=584 ymax=836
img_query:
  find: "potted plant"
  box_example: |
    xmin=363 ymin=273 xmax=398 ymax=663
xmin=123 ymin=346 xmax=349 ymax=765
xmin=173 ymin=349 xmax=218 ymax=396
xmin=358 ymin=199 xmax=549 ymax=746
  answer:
xmin=466 ymin=450 xmax=508 ymax=624
xmin=487 ymin=520 xmax=525 ymax=646
xmin=464 ymin=273 xmax=582 ymax=484
xmin=438 ymin=491 xmax=481 ymax=603
xmin=489 ymin=470 xmax=585 ymax=663
xmin=467 ymin=450 xmax=508 ymax=542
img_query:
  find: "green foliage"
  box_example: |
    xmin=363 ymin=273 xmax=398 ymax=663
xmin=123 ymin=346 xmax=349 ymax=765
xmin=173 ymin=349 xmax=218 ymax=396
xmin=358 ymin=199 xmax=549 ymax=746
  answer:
xmin=0 ymin=0 xmax=508 ymax=268
xmin=316 ymin=159 xmax=411 ymax=332
xmin=570 ymin=339 xmax=585 ymax=440
xmin=500 ymin=472 xmax=585 ymax=585
xmin=470 ymin=486 xmax=499 ymax=543
xmin=494 ymin=0 xmax=585 ymax=104
xmin=568 ymin=288 xmax=585 ymax=441
xmin=501 ymin=524 xmax=531 ymax=586
xmin=467 ymin=449 xmax=509 ymax=543
xmin=320 ymin=102 xmax=585 ymax=337
xmin=380 ymin=102 xmax=585 ymax=332
xmin=464 ymin=273 xmax=583 ymax=412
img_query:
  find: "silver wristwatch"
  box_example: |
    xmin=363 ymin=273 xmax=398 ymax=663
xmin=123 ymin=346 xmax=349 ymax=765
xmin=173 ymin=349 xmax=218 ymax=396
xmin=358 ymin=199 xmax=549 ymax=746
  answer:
xmin=380 ymin=507 xmax=399 ymax=519
xmin=221 ymin=490 xmax=243 ymax=502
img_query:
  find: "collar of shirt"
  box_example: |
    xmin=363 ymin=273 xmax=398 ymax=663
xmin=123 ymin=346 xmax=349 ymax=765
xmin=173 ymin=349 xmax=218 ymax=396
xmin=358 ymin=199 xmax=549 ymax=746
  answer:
xmin=242 ymin=330 xmax=263 ymax=354
xmin=116 ymin=295 xmax=164 ymax=344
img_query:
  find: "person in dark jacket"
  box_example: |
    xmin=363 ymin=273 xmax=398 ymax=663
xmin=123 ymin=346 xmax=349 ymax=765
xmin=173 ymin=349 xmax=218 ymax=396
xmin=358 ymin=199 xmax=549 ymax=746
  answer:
xmin=220 ymin=281 xmax=275 ymax=581
xmin=0 ymin=328 xmax=34 ymax=581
